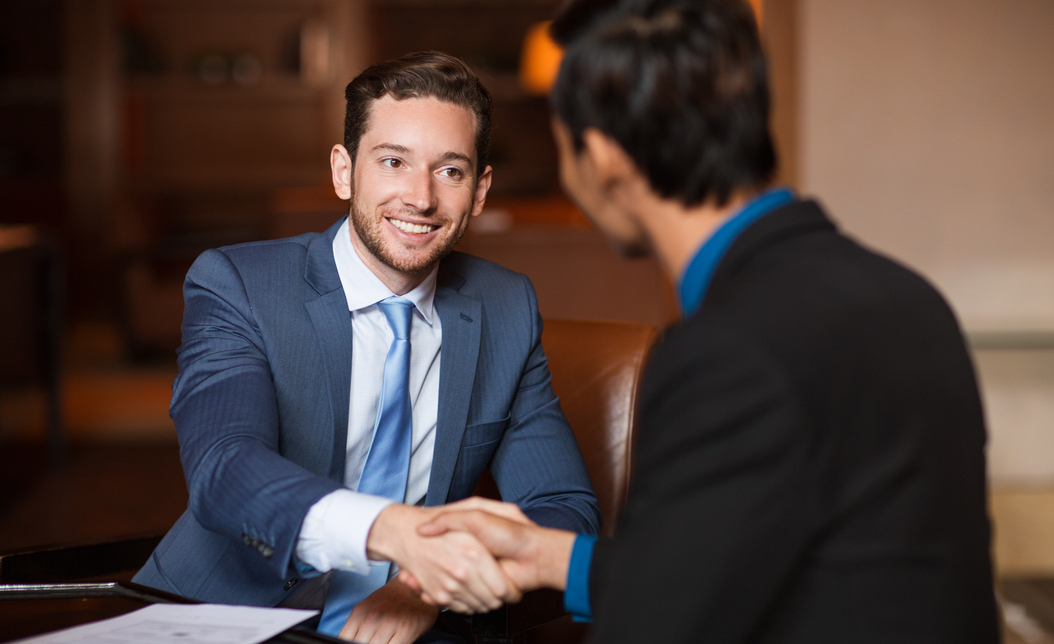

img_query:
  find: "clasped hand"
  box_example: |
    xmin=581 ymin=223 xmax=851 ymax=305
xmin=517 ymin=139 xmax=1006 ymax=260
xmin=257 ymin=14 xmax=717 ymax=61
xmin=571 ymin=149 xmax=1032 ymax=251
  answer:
xmin=366 ymin=497 xmax=532 ymax=614
xmin=383 ymin=498 xmax=576 ymax=611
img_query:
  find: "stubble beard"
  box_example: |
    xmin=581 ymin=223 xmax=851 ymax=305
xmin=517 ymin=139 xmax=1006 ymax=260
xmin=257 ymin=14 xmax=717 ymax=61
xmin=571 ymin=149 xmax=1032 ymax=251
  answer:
xmin=348 ymin=199 xmax=470 ymax=278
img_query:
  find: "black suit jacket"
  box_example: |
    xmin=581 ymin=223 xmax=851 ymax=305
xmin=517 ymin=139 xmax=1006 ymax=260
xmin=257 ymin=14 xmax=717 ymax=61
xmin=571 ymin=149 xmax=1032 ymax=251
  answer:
xmin=587 ymin=200 xmax=998 ymax=643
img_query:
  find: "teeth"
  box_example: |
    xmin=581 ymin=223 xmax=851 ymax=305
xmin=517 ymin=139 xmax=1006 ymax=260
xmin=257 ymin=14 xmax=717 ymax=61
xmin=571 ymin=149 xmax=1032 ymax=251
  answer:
xmin=389 ymin=218 xmax=436 ymax=234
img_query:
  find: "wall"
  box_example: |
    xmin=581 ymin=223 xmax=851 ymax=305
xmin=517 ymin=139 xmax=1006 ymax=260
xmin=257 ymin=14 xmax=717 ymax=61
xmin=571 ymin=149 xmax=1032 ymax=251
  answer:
xmin=799 ymin=0 xmax=1054 ymax=333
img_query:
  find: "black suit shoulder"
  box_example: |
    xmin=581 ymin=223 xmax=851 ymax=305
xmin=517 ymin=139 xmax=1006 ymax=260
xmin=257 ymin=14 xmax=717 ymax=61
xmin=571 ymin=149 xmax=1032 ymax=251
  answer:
xmin=588 ymin=201 xmax=998 ymax=644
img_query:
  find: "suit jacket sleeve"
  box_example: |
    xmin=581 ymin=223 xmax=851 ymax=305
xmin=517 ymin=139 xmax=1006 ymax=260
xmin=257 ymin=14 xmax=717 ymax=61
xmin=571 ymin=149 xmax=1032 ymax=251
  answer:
xmin=171 ymin=249 xmax=341 ymax=580
xmin=587 ymin=322 xmax=820 ymax=643
xmin=471 ymin=271 xmax=601 ymax=535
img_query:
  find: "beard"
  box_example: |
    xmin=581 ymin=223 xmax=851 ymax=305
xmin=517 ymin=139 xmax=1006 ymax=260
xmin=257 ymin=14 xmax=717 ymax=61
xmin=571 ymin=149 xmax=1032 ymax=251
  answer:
xmin=348 ymin=199 xmax=470 ymax=278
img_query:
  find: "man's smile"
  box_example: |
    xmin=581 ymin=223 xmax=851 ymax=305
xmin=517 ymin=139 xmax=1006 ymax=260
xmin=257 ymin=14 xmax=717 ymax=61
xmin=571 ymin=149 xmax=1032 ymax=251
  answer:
xmin=387 ymin=217 xmax=439 ymax=235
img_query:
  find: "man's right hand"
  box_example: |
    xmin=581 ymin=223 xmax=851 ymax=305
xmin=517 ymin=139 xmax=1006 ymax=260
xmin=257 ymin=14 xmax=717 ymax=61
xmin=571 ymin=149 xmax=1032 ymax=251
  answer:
xmin=365 ymin=498 xmax=529 ymax=614
xmin=409 ymin=510 xmax=577 ymax=597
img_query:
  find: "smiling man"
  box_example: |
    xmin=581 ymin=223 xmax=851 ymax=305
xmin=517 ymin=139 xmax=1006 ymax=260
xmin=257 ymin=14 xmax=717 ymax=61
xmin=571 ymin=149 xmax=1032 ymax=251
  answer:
xmin=132 ymin=52 xmax=599 ymax=644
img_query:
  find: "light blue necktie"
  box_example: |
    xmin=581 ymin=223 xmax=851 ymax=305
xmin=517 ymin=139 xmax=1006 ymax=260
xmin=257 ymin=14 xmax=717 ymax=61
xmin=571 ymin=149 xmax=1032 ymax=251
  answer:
xmin=318 ymin=297 xmax=415 ymax=635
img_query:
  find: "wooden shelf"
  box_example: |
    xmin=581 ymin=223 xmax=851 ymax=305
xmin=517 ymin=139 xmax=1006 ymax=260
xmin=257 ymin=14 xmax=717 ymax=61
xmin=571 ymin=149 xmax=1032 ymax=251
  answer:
xmin=124 ymin=75 xmax=324 ymax=106
xmin=128 ymin=164 xmax=328 ymax=193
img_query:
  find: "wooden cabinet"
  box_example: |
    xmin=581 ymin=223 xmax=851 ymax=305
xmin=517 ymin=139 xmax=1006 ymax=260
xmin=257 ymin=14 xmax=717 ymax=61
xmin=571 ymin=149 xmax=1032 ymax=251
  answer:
xmin=118 ymin=2 xmax=350 ymax=196
xmin=63 ymin=0 xmax=368 ymax=354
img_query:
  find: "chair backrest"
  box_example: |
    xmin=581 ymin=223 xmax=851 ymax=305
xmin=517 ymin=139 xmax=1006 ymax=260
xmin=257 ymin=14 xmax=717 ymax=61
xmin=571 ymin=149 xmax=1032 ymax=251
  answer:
xmin=541 ymin=318 xmax=659 ymax=537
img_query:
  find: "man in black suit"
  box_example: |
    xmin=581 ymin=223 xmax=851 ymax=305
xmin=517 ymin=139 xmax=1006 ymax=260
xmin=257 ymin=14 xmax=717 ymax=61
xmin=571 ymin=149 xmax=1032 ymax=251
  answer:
xmin=404 ymin=1 xmax=1001 ymax=642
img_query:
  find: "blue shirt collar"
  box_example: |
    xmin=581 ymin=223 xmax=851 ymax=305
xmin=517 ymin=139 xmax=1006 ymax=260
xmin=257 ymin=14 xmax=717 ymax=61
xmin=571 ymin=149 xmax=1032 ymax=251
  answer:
xmin=678 ymin=186 xmax=795 ymax=317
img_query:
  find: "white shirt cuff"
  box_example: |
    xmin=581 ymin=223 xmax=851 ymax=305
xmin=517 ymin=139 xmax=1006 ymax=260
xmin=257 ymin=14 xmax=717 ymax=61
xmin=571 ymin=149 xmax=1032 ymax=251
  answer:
xmin=295 ymin=489 xmax=394 ymax=576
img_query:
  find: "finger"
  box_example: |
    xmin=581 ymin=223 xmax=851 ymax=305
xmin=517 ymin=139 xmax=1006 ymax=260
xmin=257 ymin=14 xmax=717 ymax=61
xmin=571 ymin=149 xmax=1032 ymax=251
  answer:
xmin=416 ymin=509 xmax=487 ymax=537
xmin=500 ymin=566 xmax=523 ymax=603
xmin=476 ymin=553 xmax=519 ymax=605
xmin=449 ymin=497 xmax=533 ymax=525
xmin=416 ymin=510 xmax=489 ymax=538
xmin=416 ymin=520 xmax=449 ymax=537
xmin=446 ymin=597 xmax=475 ymax=614
xmin=444 ymin=532 xmax=511 ymax=610
xmin=419 ymin=511 xmax=520 ymax=562
xmin=434 ymin=556 xmax=498 ymax=611
xmin=423 ymin=570 xmax=487 ymax=613
xmin=338 ymin=618 xmax=365 ymax=643
xmin=419 ymin=591 xmax=440 ymax=606
xmin=397 ymin=570 xmax=423 ymax=594
xmin=499 ymin=560 xmax=532 ymax=600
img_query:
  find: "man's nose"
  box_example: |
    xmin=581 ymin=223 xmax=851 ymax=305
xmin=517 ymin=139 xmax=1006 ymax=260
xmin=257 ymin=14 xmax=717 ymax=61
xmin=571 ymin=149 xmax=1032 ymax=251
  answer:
xmin=404 ymin=170 xmax=436 ymax=212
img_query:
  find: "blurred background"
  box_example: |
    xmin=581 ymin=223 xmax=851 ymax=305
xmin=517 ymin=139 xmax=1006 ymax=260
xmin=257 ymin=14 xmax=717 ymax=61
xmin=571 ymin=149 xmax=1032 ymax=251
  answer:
xmin=1 ymin=0 xmax=1053 ymax=635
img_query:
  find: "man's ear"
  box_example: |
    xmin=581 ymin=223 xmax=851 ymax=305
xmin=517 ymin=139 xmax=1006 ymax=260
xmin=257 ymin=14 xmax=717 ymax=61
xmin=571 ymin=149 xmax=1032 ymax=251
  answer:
xmin=470 ymin=165 xmax=493 ymax=217
xmin=330 ymin=144 xmax=353 ymax=200
xmin=581 ymin=128 xmax=635 ymax=187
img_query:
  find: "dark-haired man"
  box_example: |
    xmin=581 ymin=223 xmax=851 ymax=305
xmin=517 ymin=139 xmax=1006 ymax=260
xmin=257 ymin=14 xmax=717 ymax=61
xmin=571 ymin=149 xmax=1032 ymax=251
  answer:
xmin=411 ymin=2 xmax=1000 ymax=642
xmin=132 ymin=51 xmax=599 ymax=644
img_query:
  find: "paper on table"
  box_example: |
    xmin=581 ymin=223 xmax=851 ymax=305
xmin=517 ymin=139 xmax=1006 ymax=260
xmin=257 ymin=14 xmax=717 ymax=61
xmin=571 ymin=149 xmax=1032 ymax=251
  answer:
xmin=11 ymin=603 xmax=318 ymax=644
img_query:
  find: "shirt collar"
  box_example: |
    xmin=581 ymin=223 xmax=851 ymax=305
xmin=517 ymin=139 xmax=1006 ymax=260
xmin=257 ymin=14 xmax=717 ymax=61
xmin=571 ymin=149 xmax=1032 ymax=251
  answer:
xmin=678 ymin=186 xmax=796 ymax=317
xmin=331 ymin=218 xmax=439 ymax=326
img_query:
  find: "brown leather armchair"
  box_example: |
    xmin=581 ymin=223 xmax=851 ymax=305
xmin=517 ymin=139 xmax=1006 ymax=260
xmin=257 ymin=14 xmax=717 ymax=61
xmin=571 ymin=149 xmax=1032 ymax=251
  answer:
xmin=471 ymin=318 xmax=660 ymax=643
xmin=541 ymin=318 xmax=659 ymax=539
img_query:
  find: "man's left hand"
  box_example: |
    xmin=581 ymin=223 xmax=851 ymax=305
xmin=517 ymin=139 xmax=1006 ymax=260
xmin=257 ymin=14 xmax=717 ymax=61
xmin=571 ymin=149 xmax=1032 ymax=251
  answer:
xmin=338 ymin=578 xmax=439 ymax=644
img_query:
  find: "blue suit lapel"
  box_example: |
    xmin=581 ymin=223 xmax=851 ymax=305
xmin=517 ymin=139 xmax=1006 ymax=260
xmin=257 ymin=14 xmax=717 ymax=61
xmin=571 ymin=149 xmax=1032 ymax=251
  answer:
xmin=426 ymin=266 xmax=481 ymax=506
xmin=304 ymin=218 xmax=353 ymax=483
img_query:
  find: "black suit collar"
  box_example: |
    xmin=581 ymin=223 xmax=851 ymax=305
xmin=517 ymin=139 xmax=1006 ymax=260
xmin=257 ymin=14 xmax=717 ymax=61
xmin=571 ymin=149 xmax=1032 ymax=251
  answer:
xmin=708 ymin=199 xmax=836 ymax=297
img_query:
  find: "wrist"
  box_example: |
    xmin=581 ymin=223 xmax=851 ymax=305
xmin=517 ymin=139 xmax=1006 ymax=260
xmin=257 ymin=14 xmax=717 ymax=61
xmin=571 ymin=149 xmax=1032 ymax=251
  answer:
xmin=537 ymin=528 xmax=577 ymax=591
xmin=366 ymin=503 xmax=415 ymax=562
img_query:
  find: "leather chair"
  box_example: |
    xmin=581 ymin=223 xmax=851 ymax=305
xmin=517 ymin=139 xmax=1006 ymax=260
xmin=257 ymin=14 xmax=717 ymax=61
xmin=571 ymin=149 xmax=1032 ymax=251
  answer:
xmin=471 ymin=318 xmax=660 ymax=643
xmin=541 ymin=318 xmax=659 ymax=538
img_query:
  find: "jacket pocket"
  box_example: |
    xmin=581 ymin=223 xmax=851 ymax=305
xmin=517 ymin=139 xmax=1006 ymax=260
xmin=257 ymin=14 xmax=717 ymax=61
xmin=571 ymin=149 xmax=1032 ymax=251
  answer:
xmin=461 ymin=415 xmax=510 ymax=447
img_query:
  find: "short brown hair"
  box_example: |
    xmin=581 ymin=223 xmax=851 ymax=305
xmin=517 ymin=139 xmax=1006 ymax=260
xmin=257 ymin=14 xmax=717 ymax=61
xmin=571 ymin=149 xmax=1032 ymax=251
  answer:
xmin=343 ymin=51 xmax=492 ymax=176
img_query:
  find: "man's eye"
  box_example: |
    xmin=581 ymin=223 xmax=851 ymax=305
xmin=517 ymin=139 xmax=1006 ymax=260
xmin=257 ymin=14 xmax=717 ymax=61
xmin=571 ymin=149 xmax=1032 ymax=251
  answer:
xmin=440 ymin=167 xmax=463 ymax=179
xmin=383 ymin=158 xmax=402 ymax=168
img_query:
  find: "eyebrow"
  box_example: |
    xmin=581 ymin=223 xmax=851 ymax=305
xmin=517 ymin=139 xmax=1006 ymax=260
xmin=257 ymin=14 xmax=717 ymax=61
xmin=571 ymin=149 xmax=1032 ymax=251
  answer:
xmin=438 ymin=151 xmax=473 ymax=167
xmin=370 ymin=144 xmax=473 ymax=168
xmin=371 ymin=143 xmax=411 ymax=155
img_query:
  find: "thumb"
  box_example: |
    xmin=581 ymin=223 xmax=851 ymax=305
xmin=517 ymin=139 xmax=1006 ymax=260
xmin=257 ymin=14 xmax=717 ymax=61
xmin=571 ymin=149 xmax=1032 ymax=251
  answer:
xmin=398 ymin=570 xmax=423 ymax=593
xmin=416 ymin=519 xmax=449 ymax=537
xmin=416 ymin=510 xmax=477 ymax=537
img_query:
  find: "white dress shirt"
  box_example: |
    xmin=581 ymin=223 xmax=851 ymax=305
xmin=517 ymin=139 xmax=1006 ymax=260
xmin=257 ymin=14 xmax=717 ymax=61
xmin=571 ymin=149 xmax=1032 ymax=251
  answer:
xmin=295 ymin=218 xmax=442 ymax=575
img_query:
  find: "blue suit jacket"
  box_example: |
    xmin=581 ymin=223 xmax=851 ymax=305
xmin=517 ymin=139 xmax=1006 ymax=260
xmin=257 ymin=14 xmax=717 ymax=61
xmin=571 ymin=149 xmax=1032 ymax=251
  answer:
xmin=133 ymin=218 xmax=600 ymax=607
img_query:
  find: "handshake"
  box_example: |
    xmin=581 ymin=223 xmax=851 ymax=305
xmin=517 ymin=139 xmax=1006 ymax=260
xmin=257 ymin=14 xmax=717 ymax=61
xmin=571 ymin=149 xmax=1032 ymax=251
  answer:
xmin=366 ymin=497 xmax=578 ymax=614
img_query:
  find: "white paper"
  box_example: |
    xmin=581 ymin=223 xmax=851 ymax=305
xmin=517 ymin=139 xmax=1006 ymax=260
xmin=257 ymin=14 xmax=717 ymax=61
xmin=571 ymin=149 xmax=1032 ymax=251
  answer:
xmin=12 ymin=603 xmax=318 ymax=644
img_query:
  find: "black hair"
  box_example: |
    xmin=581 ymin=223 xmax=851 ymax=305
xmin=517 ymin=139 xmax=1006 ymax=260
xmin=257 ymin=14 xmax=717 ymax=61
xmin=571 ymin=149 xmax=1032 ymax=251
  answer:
xmin=550 ymin=0 xmax=776 ymax=207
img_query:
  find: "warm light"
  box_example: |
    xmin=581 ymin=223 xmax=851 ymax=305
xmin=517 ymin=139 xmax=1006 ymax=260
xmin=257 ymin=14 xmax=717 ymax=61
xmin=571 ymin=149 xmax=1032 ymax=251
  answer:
xmin=519 ymin=21 xmax=563 ymax=95
xmin=518 ymin=2 xmax=761 ymax=96
xmin=748 ymin=0 xmax=763 ymax=28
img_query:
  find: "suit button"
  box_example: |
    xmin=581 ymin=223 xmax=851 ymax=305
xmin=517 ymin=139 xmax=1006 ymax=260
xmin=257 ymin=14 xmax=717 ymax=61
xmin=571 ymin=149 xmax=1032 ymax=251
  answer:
xmin=284 ymin=578 xmax=299 ymax=591
xmin=260 ymin=544 xmax=275 ymax=558
xmin=242 ymin=534 xmax=254 ymax=546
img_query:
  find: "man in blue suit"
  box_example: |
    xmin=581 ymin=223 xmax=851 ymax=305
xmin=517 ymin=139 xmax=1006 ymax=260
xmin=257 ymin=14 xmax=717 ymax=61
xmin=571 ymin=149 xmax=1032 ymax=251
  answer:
xmin=133 ymin=51 xmax=600 ymax=644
